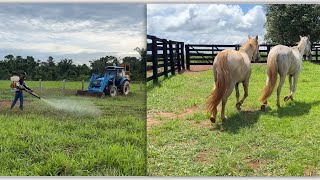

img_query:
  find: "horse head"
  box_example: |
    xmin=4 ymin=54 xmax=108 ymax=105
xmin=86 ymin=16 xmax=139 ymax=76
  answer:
xmin=249 ymin=35 xmax=260 ymax=62
xmin=300 ymin=35 xmax=312 ymax=58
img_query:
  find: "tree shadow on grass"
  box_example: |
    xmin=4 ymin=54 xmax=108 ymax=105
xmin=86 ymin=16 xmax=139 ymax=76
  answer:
xmin=268 ymin=100 xmax=320 ymax=118
xmin=212 ymin=109 xmax=262 ymax=134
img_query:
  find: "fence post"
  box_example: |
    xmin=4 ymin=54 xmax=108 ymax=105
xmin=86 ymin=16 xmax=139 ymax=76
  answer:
xmin=176 ymin=42 xmax=182 ymax=73
xmin=267 ymin=45 xmax=271 ymax=58
xmin=316 ymin=48 xmax=318 ymax=61
xmin=185 ymin=44 xmax=190 ymax=70
xmin=81 ymin=80 xmax=84 ymax=91
xmin=151 ymin=36 xmax=158 ymax=83
xmin=140 ymin=81 xmax=142 ymax=92
xmin=39 ymin=79 xmax=42 ymax=95
xmin=169 ymin=40 xmax=175 ymax=75
xmin=180 ymin=42 xmax=185 ymax=70
xmin=235 ymin=44 xmax=239 ymax=51
xmin=163 ymin=39 xmax=168 ymax=78
xmin=62 ymin=79 xmax=66 ymax=96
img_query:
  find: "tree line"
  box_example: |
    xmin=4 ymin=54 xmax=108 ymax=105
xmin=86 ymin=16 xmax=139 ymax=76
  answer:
xmin=265 ymin=4 xmax=320 ymax=44
xmin=0 ymin=48 xmax=146 ymax=82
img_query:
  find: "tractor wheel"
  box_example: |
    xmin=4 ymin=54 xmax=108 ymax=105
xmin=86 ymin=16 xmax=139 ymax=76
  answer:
xmin=121 ymin=81 xmax=130 ymax=96
xmin=108 ymin=85 xmax=117 ymax=97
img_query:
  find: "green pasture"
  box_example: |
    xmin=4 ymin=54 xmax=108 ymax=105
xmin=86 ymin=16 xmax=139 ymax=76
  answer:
xmin=0 ymin=81 xmax=146 ymax=176
xmin=147 ymin=61 xmax=320 ymax=176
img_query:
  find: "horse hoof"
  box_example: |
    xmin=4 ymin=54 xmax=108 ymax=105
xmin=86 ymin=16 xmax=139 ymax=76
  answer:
xmin=277 ymin=104 xmax=281 ymax=108
xmin=283 ymin=96 xmax=293 ymax=102
xmin=260 ymin=105 xmax=266 ymax=111
xmin=210 ymin=117 xmax=216 ymax=123
xmin=221 ymin=116 xmax=227 ymax=123
xmin=236 ymin=102 xmax=241 ymax=111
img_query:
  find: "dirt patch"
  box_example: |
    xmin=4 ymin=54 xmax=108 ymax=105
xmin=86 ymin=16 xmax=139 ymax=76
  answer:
xmin=0 ymin=100 xmax=29 ymax=107
xmin=148 ymin=106 xmax=202 ymax=128
xmin=304 ymin=166 xmax=317 ymax=176
xmin=185 ymin=65 xmax=212 ymax=73
xmin=184 ymin=106 xmax=198 ymax=116
xmin=245 ymin=158 xmax=267 ymax=170
xmin=157 ymin=112 xmax=178 ymax=119
xmin=195 ymin=149 xmax=218 ymax=163
xmin=147 ymin=118 xmax=162 ymax=128
xmin=0 ymin=101 xmax=11 ymax=107
xmin=147 ymin=113 xmax=173 ymax=129
xmin=191 ymin=120 xmax=212 ymax=129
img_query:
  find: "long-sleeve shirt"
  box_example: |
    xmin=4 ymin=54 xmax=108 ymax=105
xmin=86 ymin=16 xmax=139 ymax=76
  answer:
xmin=16 ymin=79 xmax=31 ymax=92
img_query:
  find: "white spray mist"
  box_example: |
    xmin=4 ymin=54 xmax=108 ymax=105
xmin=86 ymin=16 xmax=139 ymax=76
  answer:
xmin=41 ymin=98 xmax=101 ymax=116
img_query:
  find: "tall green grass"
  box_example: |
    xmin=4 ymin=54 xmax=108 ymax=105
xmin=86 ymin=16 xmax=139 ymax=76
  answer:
xmin=0 ymin=82 xmax=146 ymax=176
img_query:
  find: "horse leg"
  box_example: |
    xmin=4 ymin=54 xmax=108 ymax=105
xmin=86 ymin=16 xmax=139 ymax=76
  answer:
xmin=235 ymin=83 xmax=241 ymax=110
xmin=238 ymin=80 xmax=249 ymax=107
xmin=284 ymin=75 xmax=293 ymax=102
xmin=210 ymin=108 xmax=218 ymax=124
xmin=261 ymin=77 xmax=269 ymax=111
xmin=290 ymin=73 xmax=299 ymax=101
xmin=276 ymin=75 xmax=286 ymax=107
xmin=221 ymin=83 xmax=235 ymax=122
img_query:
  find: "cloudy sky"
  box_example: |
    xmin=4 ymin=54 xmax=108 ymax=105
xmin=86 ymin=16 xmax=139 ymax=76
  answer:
xmin=0 ymin=4 xmax=145 ymax=65
xmin=147 ymin=4 xmax=266 ymax=44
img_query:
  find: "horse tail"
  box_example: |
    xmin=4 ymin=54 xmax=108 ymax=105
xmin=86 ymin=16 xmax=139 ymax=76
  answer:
xmin=206 ymin=51 xmax=229 ymax=114
xmin=260 ymin=53 xmax=278 ymax=103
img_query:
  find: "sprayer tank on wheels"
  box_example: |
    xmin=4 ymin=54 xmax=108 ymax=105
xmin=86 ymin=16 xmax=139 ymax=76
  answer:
xmin=76 ymin=65 xmax=131 ymax=98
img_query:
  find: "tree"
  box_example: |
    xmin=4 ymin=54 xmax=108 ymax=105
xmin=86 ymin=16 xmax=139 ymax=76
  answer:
xmin=89 ymin=56 xmax=119 ymax=74
xmin=134 ymin=47 xmax=146 ymax=81
xmin=265 ymin=4 xmax=320 ymax=44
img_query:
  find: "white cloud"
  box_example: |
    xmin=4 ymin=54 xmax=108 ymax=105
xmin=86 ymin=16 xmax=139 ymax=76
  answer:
xmin=147 ymin=4 xmax=266 ymax=45
xmin=0 ymin=4 xmax=145 ymax=64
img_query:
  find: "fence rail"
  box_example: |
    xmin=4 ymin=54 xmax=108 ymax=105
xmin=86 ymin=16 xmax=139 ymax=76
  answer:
xmin=147 ymin=35 xmax=184 ymax=83
xmin=147 ymin=35 xmax=320 ymax=82
xmin=185 ymin=43 xmax=320 ymax=70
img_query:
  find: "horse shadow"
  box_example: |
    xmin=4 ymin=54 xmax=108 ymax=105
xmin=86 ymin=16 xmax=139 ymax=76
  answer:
xmin=268 ymin=100 xmax=320 ymax=118
xmin=211 ymin=100 xmax=320 ymax=134
xmin=211 ymin=109 xmax=262 ymax=134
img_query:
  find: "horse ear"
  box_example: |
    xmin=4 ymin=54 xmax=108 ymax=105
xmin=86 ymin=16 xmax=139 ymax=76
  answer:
xmin=307 ymin=35 xmax=310 ymax=39
xmin=256 ymin=35 xmax=258 ymax=40
xmin=300 ymin=35 xmax=302 ymax=39
xmin=248 ymin=35 xmax=250 ymax=39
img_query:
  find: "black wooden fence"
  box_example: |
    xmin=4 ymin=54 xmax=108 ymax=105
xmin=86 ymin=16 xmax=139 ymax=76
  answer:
xmin=147 ymin=35 xmax=184 ymax=83
xmin=147 ymin=35 xmax=320 ymax=82
xmin=185 ymin=43 xmax=320 ymax=70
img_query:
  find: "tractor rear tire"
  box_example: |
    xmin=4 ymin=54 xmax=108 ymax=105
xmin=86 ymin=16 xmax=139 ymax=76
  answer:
xmin=121 ymin=81 xmax=130 ymax=96
xmin=108 ymin=85 xmax=117 ymax=97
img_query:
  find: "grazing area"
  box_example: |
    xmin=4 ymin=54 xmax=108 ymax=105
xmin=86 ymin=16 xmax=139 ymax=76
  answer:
xmin=147 ymin=61 xmax=320 ymax=176
xmin=0 ymin=81 xmax=146 ymax=176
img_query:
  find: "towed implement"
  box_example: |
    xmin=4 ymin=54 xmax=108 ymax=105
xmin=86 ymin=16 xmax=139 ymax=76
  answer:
xmin=76 ymin=66 xmax=130 ymax=98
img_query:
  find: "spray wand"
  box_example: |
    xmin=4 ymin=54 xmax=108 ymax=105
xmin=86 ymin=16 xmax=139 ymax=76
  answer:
xmin=23 ymin=88 xmax=41 ymax=99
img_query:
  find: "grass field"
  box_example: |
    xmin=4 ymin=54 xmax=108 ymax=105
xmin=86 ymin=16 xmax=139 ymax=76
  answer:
xmin=0 ymin=81 xmax=146 ymax=176
xmin=147 ymin=61 xmax=320 ymax=176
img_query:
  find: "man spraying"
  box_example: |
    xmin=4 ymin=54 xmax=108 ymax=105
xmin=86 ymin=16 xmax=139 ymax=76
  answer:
xmin=10 ymin=72 xmax=34 ymax=111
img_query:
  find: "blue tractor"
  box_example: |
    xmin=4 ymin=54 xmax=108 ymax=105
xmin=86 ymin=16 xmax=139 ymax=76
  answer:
xmin=76 ymin=65 xmax=131 ymax=98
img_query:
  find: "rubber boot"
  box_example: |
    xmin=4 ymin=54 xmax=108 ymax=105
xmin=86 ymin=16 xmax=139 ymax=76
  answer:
xmin=19 ymin=106 xmax=23 ymax=111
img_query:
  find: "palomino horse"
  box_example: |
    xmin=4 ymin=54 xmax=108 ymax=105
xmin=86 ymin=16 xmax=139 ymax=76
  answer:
xmin=260 ymin=36 xmax=311 ymax=110
xmin=207 ymin=36 xmax=260 ymax=123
